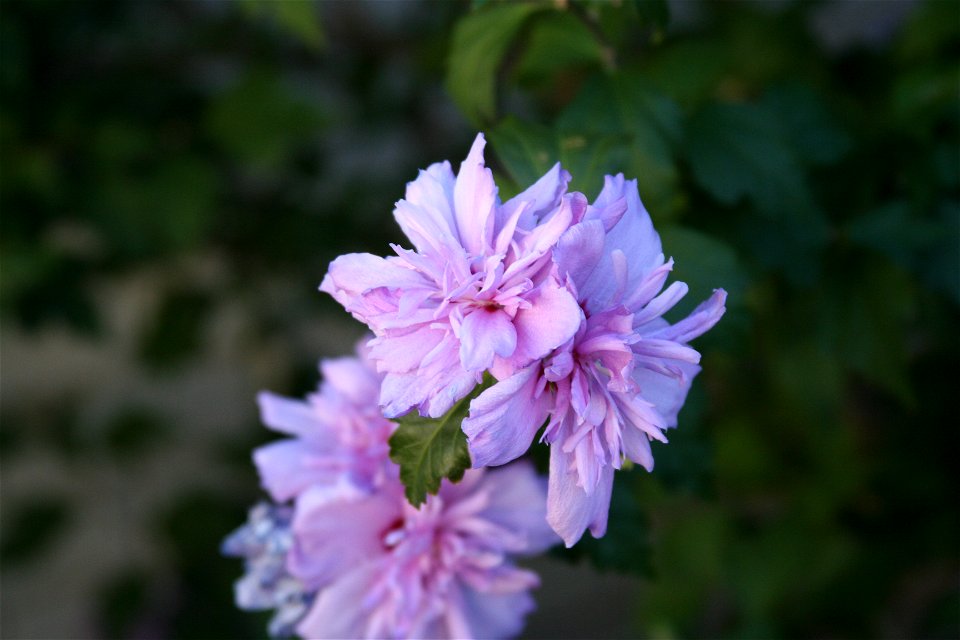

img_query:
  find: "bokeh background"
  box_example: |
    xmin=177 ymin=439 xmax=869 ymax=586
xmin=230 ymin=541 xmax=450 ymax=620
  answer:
xmin=1 ymin=1 xmax=957 ymax=638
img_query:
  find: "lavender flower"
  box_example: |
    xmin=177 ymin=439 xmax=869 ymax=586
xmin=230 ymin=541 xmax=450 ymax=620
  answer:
xmin=228 ymin=342 xmax=558 ymax=638
xmin=289 ymin=463 xmax=557 ymax=639
xmin=254 ymin=341 xmax=396 ymax=503
xmin=321 ymin=133 xmax=583 ymax=419
xmin=463 ymin=175 xmax=727 ymax=546
xmin=222 ymin=503 xmax=315 ymax=638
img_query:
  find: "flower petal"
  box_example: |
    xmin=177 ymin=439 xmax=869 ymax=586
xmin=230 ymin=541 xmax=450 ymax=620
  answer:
xmin=547 ymin=445 xmax=615 ymax=547
xmin=477 ymin=461 xmax=560 ymax=553
xmin=512 ymin=276 xmax=583 ymax=363
xmin=463 ymin=366 xmax=551 ymax=468
xmin=288 ymin=488 xmax=398 ymax=589
xmin=253 ymin=440 xmax=337 ymax=503
xmin=296 ymin=560 xmax=384 ymax=640
xmin=646 ymin=288 xmax=728 ymax=343
xmin=453 ymin=133 xmax=497 ymax=256
xmin=459 ymin=308 xmax=518 ymax=372
xmin=257 ymin=392 xmax=336 ymax=442
xmin=554 ymin=219 xmax=606 ymax=290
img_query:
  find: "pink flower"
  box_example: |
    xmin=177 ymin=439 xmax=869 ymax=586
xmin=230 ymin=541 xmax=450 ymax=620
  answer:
xmin=463 ymin=175 xmax=727 ymax=547
xmin=320 ymin=134 xmax=583 ymax=419
xmin=254 ymin=341 xmax=396 ymax=504
xmin=289 ymin=462 xmax=558 ymax=639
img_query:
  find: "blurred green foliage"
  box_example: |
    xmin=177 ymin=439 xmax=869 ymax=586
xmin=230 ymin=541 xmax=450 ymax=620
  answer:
xmin=1 ymin=0 xmax=958 ymax=638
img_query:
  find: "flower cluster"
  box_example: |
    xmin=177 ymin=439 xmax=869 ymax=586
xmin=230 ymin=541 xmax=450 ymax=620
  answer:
xmin=227 ymin=133 xmax=725 ymax=638
xmin=224 ymin=344 xmax=557 ymax=639
xmin=322 ymin=134 xmax=726 ymax=546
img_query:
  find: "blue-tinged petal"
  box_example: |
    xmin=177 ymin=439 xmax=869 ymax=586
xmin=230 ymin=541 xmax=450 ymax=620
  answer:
xmin=646 ymin=288 xmax=727 ymax=343
xmin=478 ymin=461 xmax=560 ymax=553
xmin=554 ymin=219 xmax=606 ymax=290
xmin=463 ymin=367 xmax=550 ymax=468
xmin=546 ymin=445 xmax=615 ymax=547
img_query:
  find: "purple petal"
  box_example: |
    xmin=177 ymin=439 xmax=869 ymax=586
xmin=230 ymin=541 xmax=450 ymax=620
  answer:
xmin=459 ymin=308 xmax=518 ymax=372
xmin=296 ymin=560 xmax=383 ymax=640
xmin=646 ymin=288 xmax=727 ymax=343
xmin=453 ymin=133 xmax=497 ymax=256
xmin=320 ymin=356 xmax=380 ymax=406
xmin=394 ymin=160 xmax=460 ymax=256
xmin=632 ymin=359 xmax=700 ymax=429
xmin=477 ymin=461 xmax=560 ymax=553
xmin=253 ymin=440 xmax=337 ymax=503
xmin=463 ymin=366 xmax=550 ymax=468
xmin=451 ymin=582 xmax=538 ymax=640
xmin=501 ymin=162 xmax=570 ymax=231
xmin=547 ymin=445 xmax=615 ymax=547
xmin=288 ymin=489 xmax=398 ymax=589
xmin=512 ymin=276 xmax=583 ymax=363
xmin=257 ymin=392 xmax=336 ymax=442
xmin=554 ymin=219 xmax=606 ymax=290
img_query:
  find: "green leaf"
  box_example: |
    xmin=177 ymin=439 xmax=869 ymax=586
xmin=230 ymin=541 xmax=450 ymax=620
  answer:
xmin=240 ymin=0 xmax=325 ymax=50
xmin=557 ymin=71 xmax=682 ymax=215
xmin=446 ymin=3 xmax=543 ymax=125
xmin=686 ymin=102 xmax=814 ymax=218
xmin=389 ymin=378 xmax=493 ymax=506
xmin=488 ymin=117 xmax=558 ymax=190
xmin=513 ymin=11 xmax=605 ymax=82
xmin=761 ymin=84 xmax=852 ymax=167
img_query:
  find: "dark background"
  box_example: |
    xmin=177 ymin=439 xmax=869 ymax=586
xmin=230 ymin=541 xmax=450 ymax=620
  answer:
xmin=1 ymin=1 xmax=957 ymax=638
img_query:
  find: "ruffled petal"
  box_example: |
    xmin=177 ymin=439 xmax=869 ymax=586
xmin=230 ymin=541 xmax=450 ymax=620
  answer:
xmin=288 ymin=488 xmax=398 ymax=589
xmin=476 ymin=461 xmax=560 ymax=554
xmin=632 ymin=359 xmax=700 ymax=429
xmin=320 ymin=356 xmax=380 ymax=406
xmin=257 ymin=392 xmax=336 ymax=442
xmin=459 ymin=308 xmax=518 ymax=372
xmin=463 ymin=366 xmax=551 ymax=468
xmin=554 ymin=219 xmax=606 ymax=290
xmin=546 ymin=445 xmax=615 ymax=547
xmin=451 ymin=580 xmax=537 ymax=640
xmin=296 ymin=560 xmax=384 ymax=640
xmin=253 ymin=440 xmax=337 ymax=503
xmin=645 ymin=288 xmax=727 ymax=343
xmin=500 ymin=162 xmax=570 ymax=231
xmin=512 ymin=276 xmax=583 ymax=363
xmin=453 ymin=133 xmax=497 ymax=256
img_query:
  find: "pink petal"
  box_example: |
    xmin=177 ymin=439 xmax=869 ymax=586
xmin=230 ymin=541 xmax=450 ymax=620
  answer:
xmin=463 ymin=366 xmax=551 ymax=468
xmin=395 ymin=160 xmax=460 ymax=255
xmin=288 ymin=488 xmax=398 ymax=589
xmin=512 ymin=276 xmax=583 ymax=363
xmin=253 ymin=440 xmax=337 ymax=503
xmin=257 ymin=392 xmax=335 ymax=442
xmin=320 ymin=356 xmax=380 ymax=406
xmin=453 ymin=133 xmax=497 ymax=256
xmin=547 ymin=445 xmax=615 ymax=547
xmin=459 ymin=308 xmax=518 ymax=372
xmin=296 ymin=560 xmax=384 ymax=639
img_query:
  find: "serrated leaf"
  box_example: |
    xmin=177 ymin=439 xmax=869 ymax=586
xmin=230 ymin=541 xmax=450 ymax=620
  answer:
xmin=389 ymin=378 xmax=492 ymax=507
xmin=446 ymin=3 xmax=543 ymax=125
